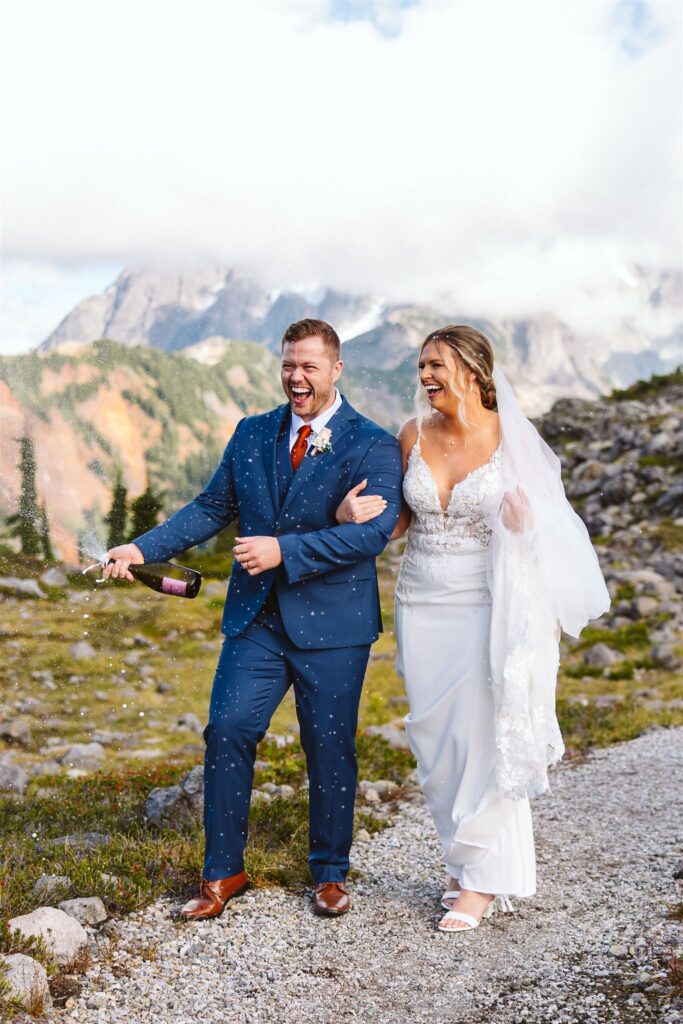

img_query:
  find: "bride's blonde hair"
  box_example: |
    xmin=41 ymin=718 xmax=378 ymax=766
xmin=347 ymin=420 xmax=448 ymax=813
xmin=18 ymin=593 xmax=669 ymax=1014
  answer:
xmin=415 ymin=325 xmax=497 ymax=430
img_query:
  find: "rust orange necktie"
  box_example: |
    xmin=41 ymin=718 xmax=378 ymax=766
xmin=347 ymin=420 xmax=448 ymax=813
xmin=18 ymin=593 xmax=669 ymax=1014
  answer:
xmin=290 ymin=424 xmax=312 ymax=471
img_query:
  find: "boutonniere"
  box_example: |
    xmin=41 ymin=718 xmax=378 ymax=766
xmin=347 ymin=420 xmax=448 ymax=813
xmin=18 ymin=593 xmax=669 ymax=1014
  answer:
xmin=310 ymin=427 xmax=333 ymax=456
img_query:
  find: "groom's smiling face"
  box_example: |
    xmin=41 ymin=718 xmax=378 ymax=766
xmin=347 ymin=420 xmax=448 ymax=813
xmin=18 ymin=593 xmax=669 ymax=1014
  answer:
xmin=281 ymin=335 xmax=343 ymax=421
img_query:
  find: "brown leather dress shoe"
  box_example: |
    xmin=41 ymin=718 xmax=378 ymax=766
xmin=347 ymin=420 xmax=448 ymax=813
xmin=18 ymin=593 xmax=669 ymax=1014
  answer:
xmin=180 ymin=871 xmax=249 ymax=921
xmin=313 ymin=882 xmax=351 ymax=916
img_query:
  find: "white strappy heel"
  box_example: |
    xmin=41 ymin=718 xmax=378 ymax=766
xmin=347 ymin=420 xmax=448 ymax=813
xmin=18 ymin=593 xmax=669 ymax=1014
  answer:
xmin=440 ymin=890 xmax=462 ymax=911
xmin=438 ymin=893 xmax=514 ymax=933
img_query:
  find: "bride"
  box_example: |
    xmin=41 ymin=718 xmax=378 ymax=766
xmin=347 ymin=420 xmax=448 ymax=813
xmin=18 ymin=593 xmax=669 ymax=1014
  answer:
xmin=336 ymin=324 xmax=610 ymax=933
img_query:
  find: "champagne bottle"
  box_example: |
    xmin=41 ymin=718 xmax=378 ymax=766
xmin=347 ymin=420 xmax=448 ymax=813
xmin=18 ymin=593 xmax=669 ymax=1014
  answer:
xmin=107 ymin=559 xmax=202 ymax=599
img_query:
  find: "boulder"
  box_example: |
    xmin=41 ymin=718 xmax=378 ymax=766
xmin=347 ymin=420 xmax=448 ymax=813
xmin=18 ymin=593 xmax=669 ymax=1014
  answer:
xmin=0 ymin=760 xmax=29 ymax=796
xmin=177 ymin=711 xmax=203 ymax=733
xmin=40 ymin=566 xmax=68 ymax=588
xmin=0 ymin=577 xmax=47 ymax=599
xmin=145 ymin=764 xmax=204 ymax=829
xmin=30 ymin=759 xmax=63 ymax=776
xmin=8 ymin=906 xmax=88 ymax=966
xmin=654 ymin=484 xmax=683 ymax=516
xmin=270 ymin=784 xmax=295 ymax=798
xmin=365 ymin=723 xmax=412 ymax=750
xmin=651 ymin=644 xmax=683 ymax=669
xmin=0 ymin=718 xmax=31 ymax=746
xmin=31 ymin=669 xmax=56 ymax=690
xmin=617 ymin=570 xmax=676 ymax=600
xmin=0 ymin=953 xmax=53 ymax=1014
xmin=48 ymin=832 xmax=111 ymax=852
xmin=58 ymin=896 xmax=108 ymax=927
xmin=32 ymin=874 xmax=73 ymax=900
xmin=359 ymin=779 xmax=400 ymax=800
xmin=70 ymin=640 xmax=97 ymax=660
xmin=630 ymin=596 xmax=659 ymax=619
xmin=644 ymin=431 xmax=674 ymax=455
xmin=59 ymin=742 xmax=105 ymax=769
xmin=251 ymin=790 xmax=272 ymax=805
xmin=583 ymin=643 xmax=621 ymax=668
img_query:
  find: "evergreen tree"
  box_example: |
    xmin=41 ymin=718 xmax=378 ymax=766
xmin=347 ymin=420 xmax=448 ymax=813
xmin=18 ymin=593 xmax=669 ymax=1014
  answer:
xmin=128 ymin=480 xmax=164 ymax=541
xmin=104 ymin=470 xmax=128 ymax=549
xmin=6 ymin=435 xmax=42 ymax=556
xmin=38 ymin=503 xmax=54 ymax=562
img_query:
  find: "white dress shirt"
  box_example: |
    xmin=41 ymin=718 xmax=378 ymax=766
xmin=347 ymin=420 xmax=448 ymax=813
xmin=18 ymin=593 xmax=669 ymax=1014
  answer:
xmin=289 ymin=388 xmax=343 ymax=452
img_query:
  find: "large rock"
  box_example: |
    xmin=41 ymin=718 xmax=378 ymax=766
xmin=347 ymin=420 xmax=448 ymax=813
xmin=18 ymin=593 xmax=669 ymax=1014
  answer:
xmin=59 ymin=742 xmax=105 ymax=769
xmin=32 ymin=874 xmax=73 ymax=900
xmin=630 ymin=596 xmax=659 ymax=619
xmin=651 ymin=644 xmax=683 ymax=669
xmin=0 ymin=718 xmax=31 ymax=746
xmin=365 ymin=723 xmax=412 ymax=750
xmin=145 ymin=764 xmax=204 ymax=829
xmin=654 ymin=484 xmax=683 ymax=516
xmin=0 ymin=761 xmax=29 ymax=796
xmin=40 ymin=566 xmax=68 ymax=588
xmin=70 ymin=640 xmax=97 ymax=660
xmin=617 ymin=569 xmax=676 ymax=600
xmin=0 ymin=953 xmax=53 ymax=1014
xmin=47 ymin=831 xmax=111 ymax=852
xmin=8 ymin=906 xmax=88 ymax=966
xmin=643 ymin=431 xmax=674 ymax=455
xmin=359 ymin=779 xmax=400 ymax=801
xmin=0 ymin=577 xmax=47 ymax=599
xmin=177 ymin=711 xmax=203 ymax=733
xmin=583 ymin=643 xmax=622 ymax=668
xmin=58 ymin=896 xmax=108 ymax=926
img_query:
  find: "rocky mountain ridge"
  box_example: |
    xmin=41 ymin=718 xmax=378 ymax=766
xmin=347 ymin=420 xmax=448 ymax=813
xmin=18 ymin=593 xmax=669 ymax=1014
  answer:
xmin=39 ymin=264 xmax=683 ymax=416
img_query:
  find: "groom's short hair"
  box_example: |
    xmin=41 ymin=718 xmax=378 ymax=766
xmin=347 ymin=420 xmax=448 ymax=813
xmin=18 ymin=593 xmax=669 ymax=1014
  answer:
xmin=281 ymin=319 xmax=341 ymax=361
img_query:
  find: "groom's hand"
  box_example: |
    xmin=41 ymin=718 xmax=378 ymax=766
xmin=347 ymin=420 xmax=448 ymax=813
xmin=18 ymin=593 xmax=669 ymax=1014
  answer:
xmin=233 ymin=536 xmax=282 ymax=575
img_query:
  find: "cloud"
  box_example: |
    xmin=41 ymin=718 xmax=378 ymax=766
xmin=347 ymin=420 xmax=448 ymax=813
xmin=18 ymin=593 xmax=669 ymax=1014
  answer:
xmin=0 ymin=0 xmax=680 ymax=350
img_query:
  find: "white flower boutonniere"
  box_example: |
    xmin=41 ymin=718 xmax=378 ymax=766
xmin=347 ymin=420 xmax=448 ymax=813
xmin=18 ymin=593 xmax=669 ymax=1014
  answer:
xmin=310 ymin=427 xmax=333 ymax=456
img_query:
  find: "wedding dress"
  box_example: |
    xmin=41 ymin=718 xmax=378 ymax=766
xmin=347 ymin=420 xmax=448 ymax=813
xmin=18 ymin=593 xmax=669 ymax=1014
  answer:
xmin=395 ymin=435 xmax=536 ymax=896
xmin=394 ymin=365 xmax=610 ymax=896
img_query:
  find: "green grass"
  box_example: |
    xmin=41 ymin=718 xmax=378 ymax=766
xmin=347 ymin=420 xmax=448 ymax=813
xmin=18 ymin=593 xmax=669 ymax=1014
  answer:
xmin=576 ymin=621 xmax=651 ymax=653
xmin=645 ymin=520 xmax=683 ymax=552
xmin=608 ymin=366 xmax=683 ymax=402
xmin=556 ymin=697 xmax=681 ymax=751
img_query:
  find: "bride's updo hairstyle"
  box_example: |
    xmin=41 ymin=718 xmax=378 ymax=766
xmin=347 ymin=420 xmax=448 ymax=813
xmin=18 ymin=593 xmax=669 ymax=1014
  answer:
xmin=418 ymin=324 xmax=497 ymax=429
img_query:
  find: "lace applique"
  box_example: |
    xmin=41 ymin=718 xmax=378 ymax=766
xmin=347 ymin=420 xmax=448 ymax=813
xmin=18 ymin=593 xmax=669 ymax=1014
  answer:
xmin=395 ymin=442 xmax=503 ymax=605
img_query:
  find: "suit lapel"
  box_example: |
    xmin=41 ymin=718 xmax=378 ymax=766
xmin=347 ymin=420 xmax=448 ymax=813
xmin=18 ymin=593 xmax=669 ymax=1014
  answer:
xmin=279 ymin=397 xmax=358 ymax=518
xmin=262 ymin=404 xmax=290 ymax=513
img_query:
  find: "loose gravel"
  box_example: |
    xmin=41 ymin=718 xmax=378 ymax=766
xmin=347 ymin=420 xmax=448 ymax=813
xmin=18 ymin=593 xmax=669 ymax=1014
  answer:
xmin=50 ymin=727 xmax=682 ymax=1024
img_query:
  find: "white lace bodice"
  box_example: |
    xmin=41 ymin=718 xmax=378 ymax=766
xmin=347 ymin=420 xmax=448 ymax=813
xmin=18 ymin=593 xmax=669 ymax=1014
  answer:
xmin=395 ymin=438 xmax=504 ymax=603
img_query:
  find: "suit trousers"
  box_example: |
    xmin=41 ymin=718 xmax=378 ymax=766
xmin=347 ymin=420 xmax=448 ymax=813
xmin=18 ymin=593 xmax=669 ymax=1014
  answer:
xmin=201 ymin=597 xmax=371 ymax=883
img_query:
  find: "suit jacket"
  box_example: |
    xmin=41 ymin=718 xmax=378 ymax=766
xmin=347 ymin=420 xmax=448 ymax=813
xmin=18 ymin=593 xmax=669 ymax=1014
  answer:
xmin=133 ymin=395 xmax=403 ymax=649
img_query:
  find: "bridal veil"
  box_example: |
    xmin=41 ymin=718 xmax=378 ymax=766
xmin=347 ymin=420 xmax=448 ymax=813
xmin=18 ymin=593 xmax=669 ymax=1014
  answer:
xmin=482 ymin=366 xmax=610 ymax=799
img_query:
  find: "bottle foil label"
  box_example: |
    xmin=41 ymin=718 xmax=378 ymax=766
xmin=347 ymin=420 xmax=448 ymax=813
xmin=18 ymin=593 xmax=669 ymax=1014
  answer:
xmin=161 ymin=576 xmax=187 ymax=597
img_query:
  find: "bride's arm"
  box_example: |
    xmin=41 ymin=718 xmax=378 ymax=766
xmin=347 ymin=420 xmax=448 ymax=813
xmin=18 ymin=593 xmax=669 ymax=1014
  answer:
xmin=390 ymin=499 xmax=412 ymax=540
xmin=389 ymin=418 xmax=418 ymax=540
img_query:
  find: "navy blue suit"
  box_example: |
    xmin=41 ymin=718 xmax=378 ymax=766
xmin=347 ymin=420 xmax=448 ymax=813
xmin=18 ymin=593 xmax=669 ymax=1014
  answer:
xmin=133 ymin=396 xmax=402 ymax=882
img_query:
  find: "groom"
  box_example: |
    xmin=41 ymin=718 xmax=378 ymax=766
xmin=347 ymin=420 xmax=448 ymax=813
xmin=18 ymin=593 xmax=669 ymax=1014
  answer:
xmin=105 ymin=318 xmax=402 ymax=919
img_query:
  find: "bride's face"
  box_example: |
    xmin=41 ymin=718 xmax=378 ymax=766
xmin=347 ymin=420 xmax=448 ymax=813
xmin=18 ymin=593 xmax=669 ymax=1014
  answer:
xmin=418 ymin=340 xmax=470 ymax=412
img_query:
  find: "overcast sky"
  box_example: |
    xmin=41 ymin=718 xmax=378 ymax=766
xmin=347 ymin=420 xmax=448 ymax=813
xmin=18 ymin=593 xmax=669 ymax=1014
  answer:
xmin=0 ymin=0 xmax=681 ymax=354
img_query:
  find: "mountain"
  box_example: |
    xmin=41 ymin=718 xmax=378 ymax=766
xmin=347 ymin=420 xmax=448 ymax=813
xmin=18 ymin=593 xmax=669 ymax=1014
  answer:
xmin=0 ymin=339 xmax=282 ymax=563
xmin=40 ymin=265 xmax=384 ymax=356
xmin=39 ymin=264 xmax=683 ymax=417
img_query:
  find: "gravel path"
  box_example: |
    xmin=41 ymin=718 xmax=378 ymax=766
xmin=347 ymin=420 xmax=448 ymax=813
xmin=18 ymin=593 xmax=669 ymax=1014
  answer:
xmin=52 ymin=728 xmax=682 ymax=1024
